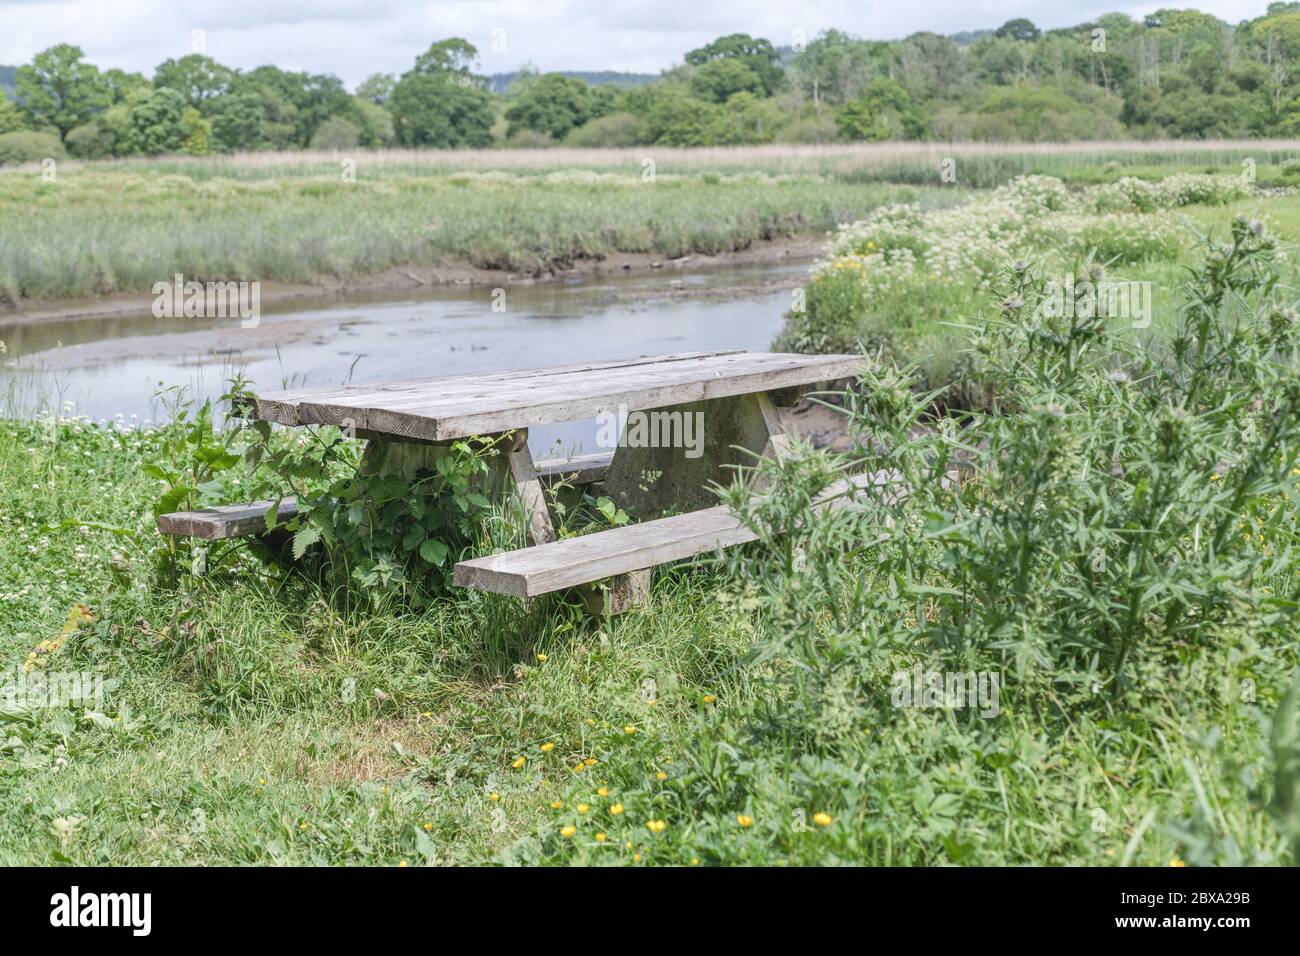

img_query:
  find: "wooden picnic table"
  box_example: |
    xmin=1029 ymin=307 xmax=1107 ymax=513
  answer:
xmin=167 ymin=350 xmax=862 ymax=613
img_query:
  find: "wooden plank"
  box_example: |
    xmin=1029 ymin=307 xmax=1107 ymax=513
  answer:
xmin=501 ymin=431 xmax=556 ymax=545
xmin=535 ymin=451 xmax=613 ymax=486
xmin=453 ymin=471 xmax=888 ymax=598
xmin=157 ymin=498 xmax=298 ymax=540
xmin=252 ymin=352 xmax=861 ymax=442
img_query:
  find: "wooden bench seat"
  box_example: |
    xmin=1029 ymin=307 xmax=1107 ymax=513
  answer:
xmin=157 ymin=498 xmax=299 ymax=539
xmin=453 ymin=471 xmax=886 ymax=600
xmin=155 ymin=452 xmax=610 ymax=541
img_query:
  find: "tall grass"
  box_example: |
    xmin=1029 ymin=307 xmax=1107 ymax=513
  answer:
xmin=0 ymin=168 xmax=949 ymax=302
xmin=15 ymin=139 xmax=1300 ymax=184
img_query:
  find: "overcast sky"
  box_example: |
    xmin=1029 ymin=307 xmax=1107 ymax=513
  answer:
xmin=0 ymin=0 xmax=1276 ymax=89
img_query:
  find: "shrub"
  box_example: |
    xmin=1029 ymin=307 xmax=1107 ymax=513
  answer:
xmin=65 ymin=118 xmax=117 ymax=159
xmin=309 ymin=116 xmax=361 ymax=150
xmin=0 ymin=130 xmax=65 ymax=165
xmin=503 ymin=129 xmax=555 ymax=150
xmin=563 ymin=112 xmax=641 ymax=148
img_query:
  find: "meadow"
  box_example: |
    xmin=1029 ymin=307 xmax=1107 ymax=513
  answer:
xmin=3 ymin=140 xmax=1300 ymax=306
xmin=2 ymin=146 xmax=1299 ymax=866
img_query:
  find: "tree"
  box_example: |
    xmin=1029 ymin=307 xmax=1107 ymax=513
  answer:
xmin=356 ymin=73 xmax=395 ymax=104
xmin=790 ymin=29 xmax=877 ymax=109
xmin=836 ymin=77 xmax=924 ymax=141
xmin=707 ymin=91 xmax=782 ymax=143
xmin=15 ymin=44 xmax=110 ymax=141
xmin=995 ymin=19 xmax=1041 ymax=42
xmin=690 ymin=58 xmax=763 ymax=103
xmin=153 ymin=55 xmax=234 ymax=111
xmin=0 ymin=95 xmax=28 ymax=135
xmin=412 ymin=38 xmax=480 ymax=77
xmin=836 ymin=97 xmax=888 ymax=141
xmin=505 ymin=74 xmax=592 ymax=138
xmin=104 ymin=68 xmax=151 ymax=105
xmin=641 ymin=93 xmax=720 ymax=146
xmin=210 ymin=92 xmax=266 ymax=151
xmin=390 ymin=38 xmax=495 ymax=147
xmin=684 ymin=33 xmax=783 ymax=96
xmin=180 ymin=108 xmax=212 ymax=154
xmin=353 ymin=98 xmax=396 ymax=146
xmin=126 ymin=87 xmax=188 ymax=154
xmin=390 ymin=73 xmax=494 ymax=147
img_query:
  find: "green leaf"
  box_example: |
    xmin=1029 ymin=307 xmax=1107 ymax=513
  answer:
xmin=141 ymin=463 xmax=175 ymax=482
xmin=419 ymin=538 xmax=449 ymax=566
xmin=292 ymin=525 xmax=321 ymax=560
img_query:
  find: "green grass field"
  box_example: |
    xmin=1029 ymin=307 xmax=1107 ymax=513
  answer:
xmin=0 ymin=407 xmax=1294 ymax=866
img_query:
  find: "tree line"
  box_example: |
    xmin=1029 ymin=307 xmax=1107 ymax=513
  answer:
xmin=4 ymin=5 xmax=1300 ymax=163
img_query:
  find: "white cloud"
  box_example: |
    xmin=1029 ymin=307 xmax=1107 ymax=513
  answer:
xmin=0 ymin=0 xmax=1276 ymax=89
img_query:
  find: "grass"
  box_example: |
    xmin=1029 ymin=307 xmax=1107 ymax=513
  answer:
xmin=0 ymin=165 xmax=955 ymax=303
xmin=0 ymin=399 xmax=1293 ymax=865
xmin=23 ymin=139 xmax=1300 ymax=183
xmin=776 ymin=178 xmax=1300 ymax=407
xmin=5 ymin=139 xmax=1300 ymax=306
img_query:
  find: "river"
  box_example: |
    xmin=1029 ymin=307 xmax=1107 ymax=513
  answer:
xmin=0 ymin=259 xmax=809 ymax=456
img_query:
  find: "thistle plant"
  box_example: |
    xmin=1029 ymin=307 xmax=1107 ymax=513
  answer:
xmin=728 ymin=214 xmax=1300 ymax=721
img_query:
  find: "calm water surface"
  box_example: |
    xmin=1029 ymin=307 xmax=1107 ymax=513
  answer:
xmin=1 ymin=260 xmax=808 ymax=455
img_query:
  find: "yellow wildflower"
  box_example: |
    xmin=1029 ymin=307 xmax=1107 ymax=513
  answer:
xmin=737 ymin=814 xmax=754 ymax=828
xmin=560 ymin=825 xmax=576 ymax=838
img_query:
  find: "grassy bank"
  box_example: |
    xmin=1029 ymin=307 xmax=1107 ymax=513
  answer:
xmin=5 ymin=141 xmax=1300 ymax=308
xmin=0 ymin=165 xmax=951 ymax=304
xmin=777 ymin=175 xmax=1300 ymax=406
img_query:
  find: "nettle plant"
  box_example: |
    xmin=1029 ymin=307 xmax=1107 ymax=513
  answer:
xmin=233 ymin=401 xmax=503 ymax=608
xmin=728 ymin=215 xmax=1300 ymax=713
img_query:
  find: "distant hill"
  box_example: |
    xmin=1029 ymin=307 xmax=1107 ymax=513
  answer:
xmin=0 ymin=65 xmax=16 ymax=98
xmin=487 ymin=70 xmax=657 ymax=94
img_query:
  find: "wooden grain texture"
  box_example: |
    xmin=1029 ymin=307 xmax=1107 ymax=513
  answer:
xmin=252 ymin=351 xmax=862 ymax=441
xmin=453 ymin=471 xmax=888 ymax=597
xmin=157 ymin=499 xmax=298 ymax=540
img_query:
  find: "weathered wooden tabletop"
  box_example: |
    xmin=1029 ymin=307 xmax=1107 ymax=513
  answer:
xmin=251 ymin=350 xmax=861 ymax=441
